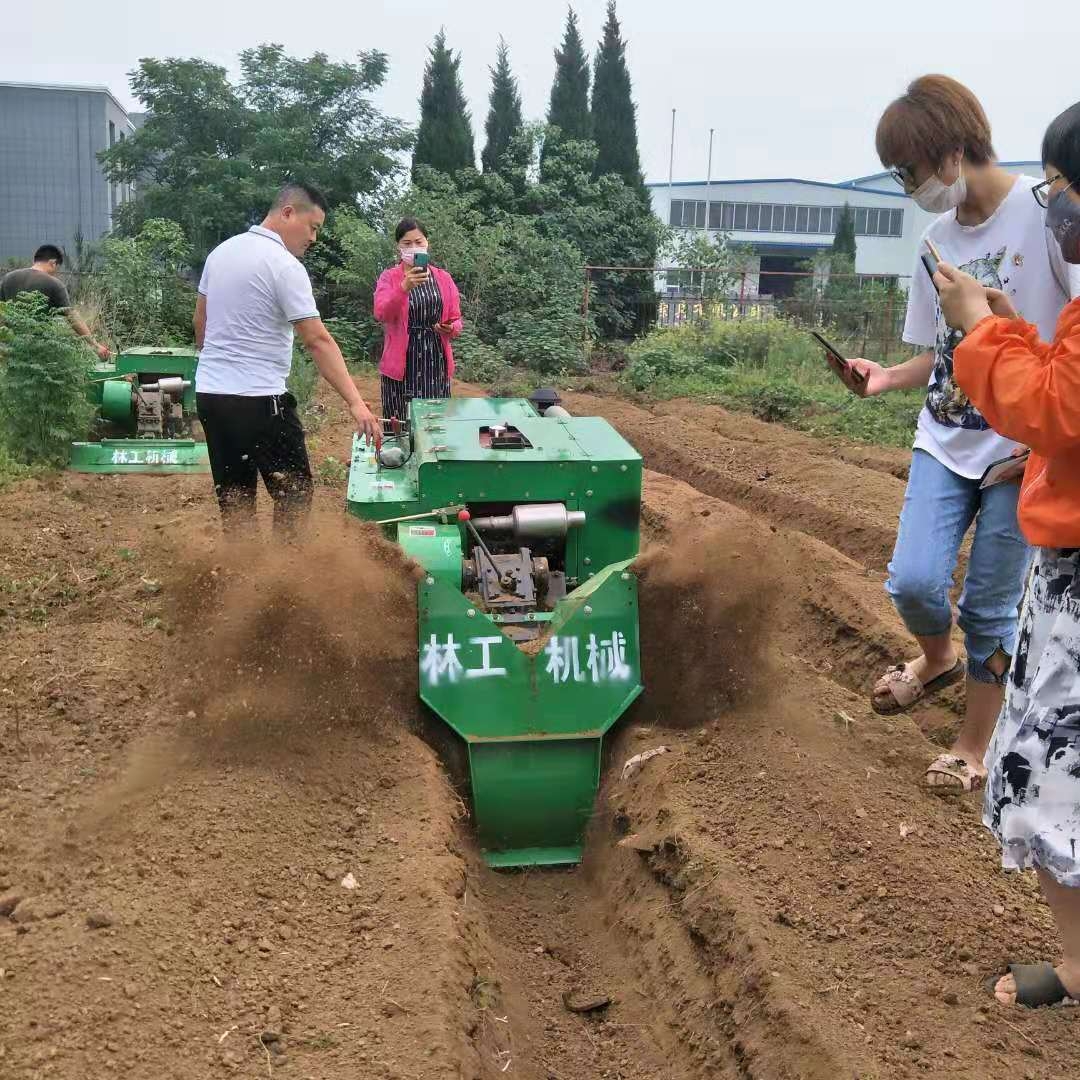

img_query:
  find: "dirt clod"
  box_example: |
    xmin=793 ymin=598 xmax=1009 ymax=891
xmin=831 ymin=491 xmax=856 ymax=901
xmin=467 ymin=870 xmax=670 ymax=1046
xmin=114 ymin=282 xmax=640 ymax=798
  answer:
xmin=563 ymin=991 xmax=613 ymax=1014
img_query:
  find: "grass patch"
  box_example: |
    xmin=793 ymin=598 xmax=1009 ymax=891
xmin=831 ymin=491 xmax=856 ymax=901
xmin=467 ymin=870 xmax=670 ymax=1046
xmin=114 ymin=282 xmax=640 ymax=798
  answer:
xmin=620 ymin=319 xmax=923 ymax=449
xmin=0 ymin=446 xmax=39 ymax=489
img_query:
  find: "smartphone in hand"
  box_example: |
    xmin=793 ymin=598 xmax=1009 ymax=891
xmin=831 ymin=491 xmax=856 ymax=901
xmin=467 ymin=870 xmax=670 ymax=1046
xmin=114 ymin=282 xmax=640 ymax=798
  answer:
xmin=809 ymin=330 xmax=866 ymax=389
xmin=921 ymin=238 xmax=942 ymax=290
xmin=413 ymin=251 xmax=430 ymax=273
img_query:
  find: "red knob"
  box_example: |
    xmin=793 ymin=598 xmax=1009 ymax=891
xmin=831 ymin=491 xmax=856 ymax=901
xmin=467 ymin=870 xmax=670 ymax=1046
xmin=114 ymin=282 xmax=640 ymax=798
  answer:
xmin=457 ymin=509 xmax=471 ymax=522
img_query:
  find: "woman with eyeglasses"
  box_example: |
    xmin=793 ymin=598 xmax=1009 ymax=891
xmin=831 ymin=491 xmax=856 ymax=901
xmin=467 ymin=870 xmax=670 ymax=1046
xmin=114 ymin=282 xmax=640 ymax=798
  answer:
xmin=849 ymin=76 xmax=1078 ymax=798
xmin=373 ymin=217 xmax=463 ymax=423
xmin=931 ymin=101 xmax=1080 ymax=1009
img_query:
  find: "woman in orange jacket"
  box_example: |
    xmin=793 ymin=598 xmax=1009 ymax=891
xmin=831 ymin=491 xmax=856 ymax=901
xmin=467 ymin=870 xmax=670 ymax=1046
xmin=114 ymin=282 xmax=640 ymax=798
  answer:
xmin=936 ymin=101 xmax=1080 ymax=1009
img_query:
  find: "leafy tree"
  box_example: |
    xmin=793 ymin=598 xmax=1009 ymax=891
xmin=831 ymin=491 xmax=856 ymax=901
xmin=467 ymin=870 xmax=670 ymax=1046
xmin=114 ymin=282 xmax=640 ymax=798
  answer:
xmin=832 ymin=203 xmax=856 ymax=258
xmin=413 ymin=30 xmax=475 ymax=179
xmin=79 ymin=219 xmax=197 ymax=349
xmin=0 ymin=292 xmax=94 ymax=465
xmin=664 ymin=230 xmax=754 ymax=302
xmin=532 ymin=135 xmax=662 ymax=336
xmin=99 ymin=45 xmax=412 ymax=261
xmin=482 ymin=38 xmax=525 ymax=175
xmin=545 ymin=8 xmax=591 ymax=149
xmin=590 ymin=2 xmax=646 ymax=199
xmin=327 ymin=163 xmax=590 ymax=373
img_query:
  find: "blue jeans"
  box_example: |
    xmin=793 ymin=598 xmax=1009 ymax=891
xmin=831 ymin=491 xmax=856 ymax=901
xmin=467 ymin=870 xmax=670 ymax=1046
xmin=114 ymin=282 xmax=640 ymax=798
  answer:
xmin=886 ymin=449 xmax=1031 ymax=684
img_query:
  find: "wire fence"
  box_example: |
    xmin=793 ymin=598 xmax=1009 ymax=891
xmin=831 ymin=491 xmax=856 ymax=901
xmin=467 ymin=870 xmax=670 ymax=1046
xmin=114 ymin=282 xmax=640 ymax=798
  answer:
xmin=51 ymin=264 xmax=917 ymax=367
xmin=583 ymin=265 xmax=914 ymax=362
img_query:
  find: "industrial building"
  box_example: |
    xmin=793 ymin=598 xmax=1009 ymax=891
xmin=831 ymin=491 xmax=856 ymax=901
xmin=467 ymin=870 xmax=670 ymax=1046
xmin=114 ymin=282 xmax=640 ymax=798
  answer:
xmin=0 ymin=81 xmax=135 ymax=266
xmin=648 ymin=162 xmax=1041 ymax=296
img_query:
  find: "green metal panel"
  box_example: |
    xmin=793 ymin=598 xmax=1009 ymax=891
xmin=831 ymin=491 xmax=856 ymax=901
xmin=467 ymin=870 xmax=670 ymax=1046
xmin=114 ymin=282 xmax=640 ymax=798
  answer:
xmin=101 ymin=379 xmax=133 ymax=425
xmin=469 ymin=738 xmax=601 ymax=864
xmin=397 ymin=522 xmax=462 ymax=587
xmin=417 ymin=566 xmax=641 ymax=866
xmin=418 ymin=566 xmax=640 ymax=740
xmin=345 ymin=401 xmax=642 ymax=578
xmin=69 ymin=439 xmax=209 ymax=474
xmin=345 ymin=435 xmax=418 ymax=524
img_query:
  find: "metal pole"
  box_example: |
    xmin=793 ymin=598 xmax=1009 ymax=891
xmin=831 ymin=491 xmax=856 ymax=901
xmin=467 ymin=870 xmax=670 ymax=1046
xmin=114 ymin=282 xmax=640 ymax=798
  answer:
xmin=668 ymin=108 xmax=676 ymax=222
xmin=582 ymin=267 xmax=592 ymax=364
xmin=705 ymin=127 xmax=714 ymax=236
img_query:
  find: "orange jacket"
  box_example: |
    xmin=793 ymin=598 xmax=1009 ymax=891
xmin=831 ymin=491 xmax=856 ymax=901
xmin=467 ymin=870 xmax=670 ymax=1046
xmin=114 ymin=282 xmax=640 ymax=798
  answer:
xmin=954 ymin=298 xmax=1080 ymax=547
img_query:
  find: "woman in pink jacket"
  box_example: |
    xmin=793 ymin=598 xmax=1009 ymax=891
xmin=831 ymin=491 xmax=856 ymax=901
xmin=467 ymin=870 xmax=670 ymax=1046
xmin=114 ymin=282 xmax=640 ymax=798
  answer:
xmin=373 ymin=218 xmax=463 ymax=422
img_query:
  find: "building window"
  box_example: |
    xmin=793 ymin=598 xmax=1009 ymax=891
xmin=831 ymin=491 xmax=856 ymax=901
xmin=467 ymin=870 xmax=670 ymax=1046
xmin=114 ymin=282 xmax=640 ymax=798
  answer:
xmin=109 ymin=120 xmax=116 ymax=147
xmin=670 ymin=197 xmax=903 ymax=237
xmin=670 ymin=199 xmax=709 ymax=228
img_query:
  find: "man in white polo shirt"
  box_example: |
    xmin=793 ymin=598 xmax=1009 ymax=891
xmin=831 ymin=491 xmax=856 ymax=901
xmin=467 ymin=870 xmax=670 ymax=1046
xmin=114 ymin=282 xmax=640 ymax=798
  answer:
xmin=194 ymin=182 xmax=379 ymax=529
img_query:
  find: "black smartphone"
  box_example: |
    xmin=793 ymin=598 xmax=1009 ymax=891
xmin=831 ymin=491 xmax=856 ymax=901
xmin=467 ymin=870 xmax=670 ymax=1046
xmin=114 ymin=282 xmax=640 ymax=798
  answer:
xmin=921 ymin=238 xmax=941 ymax=289
xmin=809 ymin=330 xmax=866 ymax=387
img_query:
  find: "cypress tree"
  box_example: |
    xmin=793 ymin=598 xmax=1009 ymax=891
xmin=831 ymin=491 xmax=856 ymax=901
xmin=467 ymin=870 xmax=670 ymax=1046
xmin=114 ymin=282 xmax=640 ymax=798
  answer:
xmin=547 ymin=8 xmax=591 ymax=143
xmin=590 ymin=1 xmax=645 ymax=197
xmin=481 ymin=37 xmax=524 ymax=174
xmin=832 ymin=203 xmax=857 ymax=258
xmin=413 ymin=30 xmax=475 ymax=178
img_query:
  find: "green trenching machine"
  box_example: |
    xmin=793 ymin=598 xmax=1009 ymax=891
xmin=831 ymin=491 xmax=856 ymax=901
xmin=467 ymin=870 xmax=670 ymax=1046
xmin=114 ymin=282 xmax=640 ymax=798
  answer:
xmin=70 ymin=346 xmax=209 ymax=474
xmin=346 ymin=392 xmax=643 ymax=868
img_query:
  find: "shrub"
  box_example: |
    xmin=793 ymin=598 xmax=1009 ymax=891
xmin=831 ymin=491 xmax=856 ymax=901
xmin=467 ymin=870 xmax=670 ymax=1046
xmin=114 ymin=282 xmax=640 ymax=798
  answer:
xmin=499 ymin=305 xmax=587 ymax=375
xmin=453 ymin=335 xmax=509 ymax=386
xmin=323 ymin=317 xmax=380 ymax=368
xmin=0 ymin=293 xmax=94 ymax=465
xmin=287 ymin=345 xmax=319 ymax=410
xmin=744 ymin=381 xmax=812 ymax=423
xmin=77 ymin=219 xmax=196 ymax=349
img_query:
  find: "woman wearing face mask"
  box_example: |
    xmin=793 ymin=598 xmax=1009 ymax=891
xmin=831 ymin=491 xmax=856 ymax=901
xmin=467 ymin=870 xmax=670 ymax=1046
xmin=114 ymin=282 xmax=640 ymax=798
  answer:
xmin=931 ymin=102 xmax=1080 ymax=1009
xmin=373 ymin=217 xmax=462 ymax=422
xmin=848 ymin=76 xmax=1078 ymax=796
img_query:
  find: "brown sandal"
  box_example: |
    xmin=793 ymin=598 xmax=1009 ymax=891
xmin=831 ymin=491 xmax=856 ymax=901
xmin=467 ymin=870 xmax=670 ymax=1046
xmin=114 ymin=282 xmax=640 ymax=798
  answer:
xmin=924 ymin=753 xmax=986 ymax=794
xmin=871 ymin=659 xmax=964 ymax=716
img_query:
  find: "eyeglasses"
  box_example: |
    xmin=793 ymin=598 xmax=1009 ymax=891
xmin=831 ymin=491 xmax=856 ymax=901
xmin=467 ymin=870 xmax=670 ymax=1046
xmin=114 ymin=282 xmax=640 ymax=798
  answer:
xmin=1033 ymin=175 xmax=1073 ymax=208
xmin=890 ymin=167 xmax=918 ymax=193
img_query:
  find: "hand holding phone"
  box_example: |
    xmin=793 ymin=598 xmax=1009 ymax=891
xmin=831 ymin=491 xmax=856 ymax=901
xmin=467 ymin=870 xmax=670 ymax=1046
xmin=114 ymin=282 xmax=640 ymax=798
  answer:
xmin=921 ymin=238 xmax=942 ymax=290
xmin=413 ymin=251 xmax=430 ymax=273
xmin=809 ymin=330 xmax=866 ymax=391
xmin=979 ymin=448 xmax=1030 ymax=489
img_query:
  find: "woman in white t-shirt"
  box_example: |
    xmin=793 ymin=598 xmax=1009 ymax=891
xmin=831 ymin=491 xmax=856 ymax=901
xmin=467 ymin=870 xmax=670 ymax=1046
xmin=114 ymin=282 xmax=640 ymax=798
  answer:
xmin=848 ymin=76 xmax=1076 ymax=793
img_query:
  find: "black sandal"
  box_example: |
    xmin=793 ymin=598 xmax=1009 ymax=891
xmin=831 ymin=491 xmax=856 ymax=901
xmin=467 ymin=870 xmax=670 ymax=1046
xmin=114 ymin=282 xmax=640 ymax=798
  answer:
xmin=1002 ymin=962 xmax=1076 ymax=1008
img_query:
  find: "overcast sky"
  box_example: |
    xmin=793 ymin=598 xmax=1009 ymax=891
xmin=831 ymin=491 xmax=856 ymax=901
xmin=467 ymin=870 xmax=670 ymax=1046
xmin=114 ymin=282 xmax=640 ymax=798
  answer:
xmin=3 ymin=1 xmax=1067 ymax=184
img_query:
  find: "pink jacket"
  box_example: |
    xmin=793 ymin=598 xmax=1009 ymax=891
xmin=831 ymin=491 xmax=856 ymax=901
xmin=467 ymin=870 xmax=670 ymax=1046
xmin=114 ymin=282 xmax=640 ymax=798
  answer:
xmin=373 ymin=263 xmax=463 ymax=381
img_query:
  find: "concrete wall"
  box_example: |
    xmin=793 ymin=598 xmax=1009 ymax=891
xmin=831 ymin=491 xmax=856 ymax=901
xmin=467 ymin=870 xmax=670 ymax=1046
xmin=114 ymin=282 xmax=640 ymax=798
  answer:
xmin=0 ymin=84 xmax=134 ymax=265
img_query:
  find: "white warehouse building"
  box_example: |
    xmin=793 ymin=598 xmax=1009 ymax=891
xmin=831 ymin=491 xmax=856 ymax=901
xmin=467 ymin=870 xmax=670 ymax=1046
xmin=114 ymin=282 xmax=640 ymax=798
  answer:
xmin=648 ymin=162 xmax=1040 ymax=297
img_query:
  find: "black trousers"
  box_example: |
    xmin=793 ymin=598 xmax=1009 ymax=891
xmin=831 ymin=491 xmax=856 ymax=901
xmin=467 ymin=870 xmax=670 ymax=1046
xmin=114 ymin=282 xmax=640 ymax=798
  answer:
xmin=196 ymin=392 xmax=313 ymax=531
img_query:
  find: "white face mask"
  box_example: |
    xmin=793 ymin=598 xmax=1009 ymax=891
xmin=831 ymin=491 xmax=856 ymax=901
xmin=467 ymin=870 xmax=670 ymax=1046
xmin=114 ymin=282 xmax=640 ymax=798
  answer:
xmin=911 ymin=162 xmax=966 ymax=214
xmin=399 ymin=245 xmax=428 ymax=265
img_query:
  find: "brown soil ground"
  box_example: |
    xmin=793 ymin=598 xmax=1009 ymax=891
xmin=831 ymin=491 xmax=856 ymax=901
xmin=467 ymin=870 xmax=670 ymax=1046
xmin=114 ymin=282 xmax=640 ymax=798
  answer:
xmin=2 ymin=375 xmax=1077 ymax=1079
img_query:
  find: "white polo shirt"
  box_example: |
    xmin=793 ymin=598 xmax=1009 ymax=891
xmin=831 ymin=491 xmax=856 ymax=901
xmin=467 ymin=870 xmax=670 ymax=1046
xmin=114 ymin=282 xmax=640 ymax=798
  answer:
xmin=195 ymin=225 xmax=320 ymax=396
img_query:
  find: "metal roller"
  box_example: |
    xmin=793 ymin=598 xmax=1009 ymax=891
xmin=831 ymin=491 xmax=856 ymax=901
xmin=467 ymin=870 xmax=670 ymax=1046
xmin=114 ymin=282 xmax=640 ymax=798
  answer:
xmin=471 ymin=503 xmax=586 ymax=539
xmin=142 ymin=376 xmax=189 ymax=399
